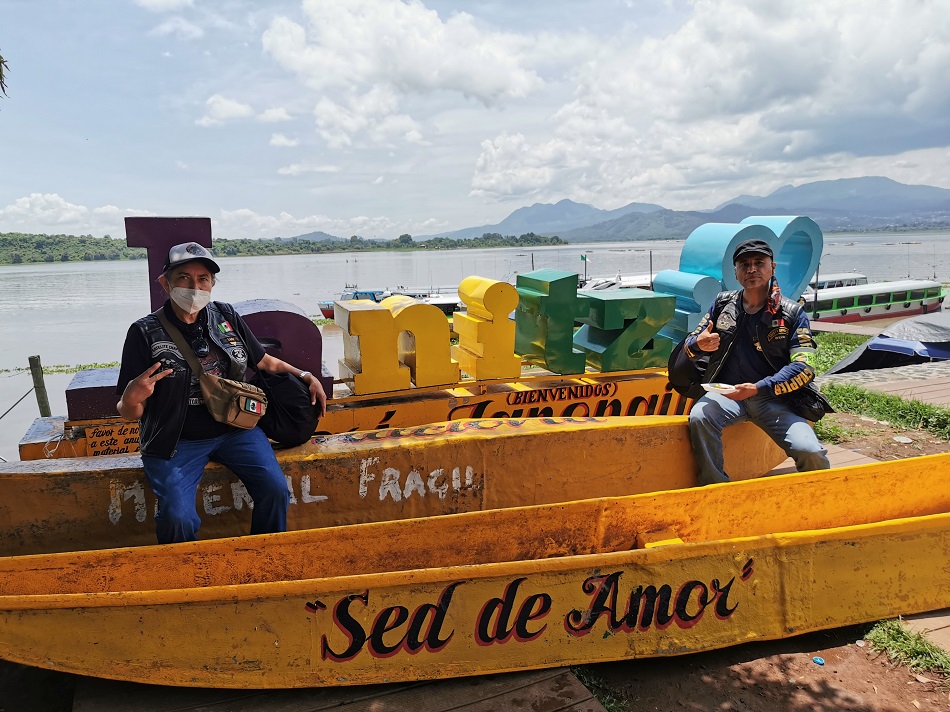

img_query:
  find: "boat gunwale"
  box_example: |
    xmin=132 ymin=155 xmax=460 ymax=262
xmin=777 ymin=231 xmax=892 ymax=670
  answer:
xmin=1 ymin=475 xmax=949 ymax=611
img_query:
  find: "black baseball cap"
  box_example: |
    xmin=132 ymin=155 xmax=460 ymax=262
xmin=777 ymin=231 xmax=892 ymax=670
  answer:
xmin=162 ymin=242 xmax=220 ymax=274
xmin=732 ymin=239 xmax=774 ymax=263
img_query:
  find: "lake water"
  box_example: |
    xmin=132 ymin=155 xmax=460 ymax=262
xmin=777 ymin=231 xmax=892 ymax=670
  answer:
xmin=0 ymin=230 xmax=947 ymax=461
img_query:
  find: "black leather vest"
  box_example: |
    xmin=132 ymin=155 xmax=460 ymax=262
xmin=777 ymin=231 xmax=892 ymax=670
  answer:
xmin=704 ymin=291 xmax=806 ymax=384
xmin=134 ymin=301 xmax=251 ymax=459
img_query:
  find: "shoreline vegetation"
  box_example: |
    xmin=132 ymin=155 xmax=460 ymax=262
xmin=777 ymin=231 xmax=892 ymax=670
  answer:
xmin=2 ymin=225 xmax=948 ymax=266
xmin=0 ymin=231 xmax=565 ymax=266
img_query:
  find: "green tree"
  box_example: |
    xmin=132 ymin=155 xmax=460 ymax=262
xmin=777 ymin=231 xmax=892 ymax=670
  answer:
xmin=0 ymin=50 xmax=8 ymax=100
xmin=396 ymin=234 xmax=414 ymax=247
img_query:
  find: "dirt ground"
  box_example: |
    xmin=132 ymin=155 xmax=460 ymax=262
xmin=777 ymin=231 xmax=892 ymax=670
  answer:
xmin=822 ymin=411 xmax=950 ymax=461
xmin=1 ymin=418 xmax=948 ymax=712
xmin=590 ymin=625 xmax=949 ymax=711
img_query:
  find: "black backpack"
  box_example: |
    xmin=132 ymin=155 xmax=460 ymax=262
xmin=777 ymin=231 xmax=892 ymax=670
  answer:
xmin=667 ymin=337 xmax=708 ymax=400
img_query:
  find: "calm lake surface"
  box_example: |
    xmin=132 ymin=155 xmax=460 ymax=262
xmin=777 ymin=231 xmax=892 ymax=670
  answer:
xmin=0 ymin=231 xmax=947 ymax=461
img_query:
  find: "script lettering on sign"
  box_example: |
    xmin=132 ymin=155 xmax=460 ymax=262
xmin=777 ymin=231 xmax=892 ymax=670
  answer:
xmin=87 ymin=423 xmax=140 ymax=457
xmin=307 ymin=559 xmax=755 ymax=664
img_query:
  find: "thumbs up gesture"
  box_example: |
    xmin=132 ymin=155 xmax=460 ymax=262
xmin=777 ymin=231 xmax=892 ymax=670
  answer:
xmin=696 ymin=320 xmax=720 ymax=352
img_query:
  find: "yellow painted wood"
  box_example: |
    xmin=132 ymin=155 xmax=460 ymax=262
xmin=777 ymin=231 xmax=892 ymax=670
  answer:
xmin=1 ymin=454 xmax=949 ymax=687
xmin=0 ymin=416 xmax=781 ymax=556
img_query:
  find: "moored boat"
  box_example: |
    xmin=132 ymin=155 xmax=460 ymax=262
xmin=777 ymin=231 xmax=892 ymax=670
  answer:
xmin=0 ymin=415 xmax=783 ymax=556
xmin=803 ymin=278 xmax=945 ymax=323
xmin=317 ymin=287 xmax=388 ymax=318
xmin=1 ymin=453 xmax=949 ymax=688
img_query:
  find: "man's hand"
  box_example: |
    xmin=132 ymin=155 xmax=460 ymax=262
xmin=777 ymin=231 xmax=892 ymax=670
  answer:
xmin=724 ymin=383 xmax=758 ymax=401
xmin=117 ymin=362 xmax=172 ymax=420
xmin=304 ymin=374 xmax=328 ymax=417
xmin=696 ymin=321 xmax=720 ymax=352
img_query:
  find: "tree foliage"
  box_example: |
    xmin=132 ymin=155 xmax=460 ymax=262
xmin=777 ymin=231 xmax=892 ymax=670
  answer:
xmin=0 ymin=231 xmax=566 ymax=265
xmin=0 ymin=49 xmax=8 ymax=99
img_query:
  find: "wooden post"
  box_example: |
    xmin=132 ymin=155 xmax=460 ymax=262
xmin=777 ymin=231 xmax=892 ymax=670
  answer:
xmin=28 ymin=356 xmax=51 ymax=417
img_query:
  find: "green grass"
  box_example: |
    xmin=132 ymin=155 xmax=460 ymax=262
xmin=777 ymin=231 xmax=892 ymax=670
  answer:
xmin=571 ymin=667 xmax=626 ymax=712
xmin=866 ymin=619 xmax=950 ymax=676
xmin=0 ymin=361 xmax=120 ymax=375
xmin=812 ymin=418 xmax=872 ymax=444
xmin=813 ymin=332 xmax=867 ymax=375
xmin=823 ymin=382 xmax=950 ymax=440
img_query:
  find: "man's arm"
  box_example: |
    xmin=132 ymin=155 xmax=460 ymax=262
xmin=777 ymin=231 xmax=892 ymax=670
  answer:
xmin=753 ymin=309 xmax=818 ymax=396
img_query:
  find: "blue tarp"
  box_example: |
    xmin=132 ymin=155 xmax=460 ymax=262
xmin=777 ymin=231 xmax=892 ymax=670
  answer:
xmin=825 ymin=311 xmax=950 ymax=374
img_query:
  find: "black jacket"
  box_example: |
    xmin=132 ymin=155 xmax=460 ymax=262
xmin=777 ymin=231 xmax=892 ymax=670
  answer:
xmin=132 ymin=302 xmax=256 ymax=458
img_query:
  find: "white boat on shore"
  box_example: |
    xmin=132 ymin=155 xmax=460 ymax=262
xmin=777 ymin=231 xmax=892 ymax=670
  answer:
xmin=803 ymin=277 xmax=946 ymax=323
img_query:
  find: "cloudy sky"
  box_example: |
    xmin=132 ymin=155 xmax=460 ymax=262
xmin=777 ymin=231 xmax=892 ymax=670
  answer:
xmin=1 ymin=0 xmax=948 ymax=240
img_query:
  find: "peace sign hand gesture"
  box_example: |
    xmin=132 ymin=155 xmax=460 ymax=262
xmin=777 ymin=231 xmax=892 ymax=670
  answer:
xmin=117 ymin=362 xmax=172 ymax=420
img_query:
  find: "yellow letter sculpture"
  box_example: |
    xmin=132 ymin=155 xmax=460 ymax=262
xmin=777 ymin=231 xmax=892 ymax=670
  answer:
xmin=451 ymin=276 xmax=522 ymax=380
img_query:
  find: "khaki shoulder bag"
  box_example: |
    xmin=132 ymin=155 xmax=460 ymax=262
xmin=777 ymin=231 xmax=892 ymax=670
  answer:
xmin=156 ymin=310 xmax=267 ymax=430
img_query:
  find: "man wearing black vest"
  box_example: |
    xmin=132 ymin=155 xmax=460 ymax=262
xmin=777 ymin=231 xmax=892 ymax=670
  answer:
xmin=683 ymin=239 xmax=830 ymax=485
xmin=116 ymin=242 xmax=326 ymax=544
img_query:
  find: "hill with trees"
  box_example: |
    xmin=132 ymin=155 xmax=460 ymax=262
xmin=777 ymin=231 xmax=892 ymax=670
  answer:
xmin=0 ymin=231 xmax=565 ymax=266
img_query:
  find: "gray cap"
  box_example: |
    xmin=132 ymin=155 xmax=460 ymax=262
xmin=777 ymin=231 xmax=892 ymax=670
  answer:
xmin=163 ymin=242 xmax=220 ymax=274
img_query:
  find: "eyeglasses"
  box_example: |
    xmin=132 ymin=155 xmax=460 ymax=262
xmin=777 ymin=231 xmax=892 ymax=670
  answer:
xmin=191 ymin=335 xmax=210 ymax=358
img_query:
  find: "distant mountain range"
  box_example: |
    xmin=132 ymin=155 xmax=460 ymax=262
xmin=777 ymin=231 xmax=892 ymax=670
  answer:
xmin=288 ymin=177 xmax=950 ymax=244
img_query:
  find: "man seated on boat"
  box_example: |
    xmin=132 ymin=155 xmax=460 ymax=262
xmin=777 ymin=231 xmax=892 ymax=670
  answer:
xmin=683 ymin=239 xmax=830 ymax=485
xmin=115 ymin=242 xmax=327 ymax=544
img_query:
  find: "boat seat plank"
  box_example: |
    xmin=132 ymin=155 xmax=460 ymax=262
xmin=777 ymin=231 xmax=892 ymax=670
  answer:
xmin=72 ymin=668 xmax=604 ymax=712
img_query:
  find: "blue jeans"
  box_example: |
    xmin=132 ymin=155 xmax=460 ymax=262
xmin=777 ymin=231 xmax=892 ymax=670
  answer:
xmin=688 ymin=392 xmax=830 ymax=486
xmin=141 ymin=427 xmax=289 ymax=544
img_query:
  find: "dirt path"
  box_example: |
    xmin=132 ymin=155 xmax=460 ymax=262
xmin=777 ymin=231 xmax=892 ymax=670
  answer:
xmin=590 ymin=625 xmax=948 ymax=711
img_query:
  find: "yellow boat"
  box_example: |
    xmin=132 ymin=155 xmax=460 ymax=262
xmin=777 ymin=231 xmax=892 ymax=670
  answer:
xmin=0 ymin=415 xmax=783 ymax=555
xmin=1 ymin=453 xmax=948 ymax=688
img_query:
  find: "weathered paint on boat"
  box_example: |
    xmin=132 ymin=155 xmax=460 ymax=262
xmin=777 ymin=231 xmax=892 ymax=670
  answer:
xmin=1 ymin=453 xmax=949 ymax=688
xmin=19 ymin=367 xmax=688 ymax=461
xmin=0 ymin=416 xmax=783 ymax=556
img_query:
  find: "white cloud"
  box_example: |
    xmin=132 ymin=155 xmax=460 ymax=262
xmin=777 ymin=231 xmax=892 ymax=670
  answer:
xmin=0 ymin=193 xmax=414 ymax=242
xmin=149 ymin=16 xmax=204 ymax=40
xmin=372 ymin=176 xmax=384 ymax=185
xmin=258 ymin=107 xmax=293 ymax=123
xmin=134 ymin=0 xmax=193 ymax=12
xmin=0 ymin=194 xmax=155 ymax=236
xmin=215 ymin=207 xmax=398 ymax=239
xmin=313 ymin=87 xmax=424 ymax=148
xmin=276 ymin=162 xmax=339 ymax=176
xmin=269 ymin=133 xmax=299 ymax=147
xmin=262 ymin=1 xmax=543 ymax=103
xmin=196 ymin=94 xmax=255 ymax=127
xmin=470 ymin=0 xmax=950 ymax=209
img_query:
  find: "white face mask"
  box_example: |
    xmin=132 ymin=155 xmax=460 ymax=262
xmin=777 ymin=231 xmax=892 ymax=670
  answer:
xmin=170 ymin=287 xmax=211 ymax=315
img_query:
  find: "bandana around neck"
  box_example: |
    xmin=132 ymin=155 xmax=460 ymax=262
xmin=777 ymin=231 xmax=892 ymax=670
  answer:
xmin=766 ymin=276 xmax=782 ymax=315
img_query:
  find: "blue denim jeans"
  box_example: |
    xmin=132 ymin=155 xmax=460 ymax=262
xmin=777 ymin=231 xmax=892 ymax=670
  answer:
xmin=688 ymin=392 xmax=830 ymax=486
xmin=141 ymin=427 xmax=289 ymax=544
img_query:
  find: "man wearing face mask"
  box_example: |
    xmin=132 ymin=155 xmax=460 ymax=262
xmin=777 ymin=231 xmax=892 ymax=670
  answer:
xmin=116 ymin=242 xmax=327 ymax=544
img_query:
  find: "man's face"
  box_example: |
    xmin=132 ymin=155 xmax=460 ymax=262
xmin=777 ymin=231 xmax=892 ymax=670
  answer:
xmin=159 ymin=262 xmax=215 ymax=294
xmin=734 ymin=253 xmax=775 ymax=290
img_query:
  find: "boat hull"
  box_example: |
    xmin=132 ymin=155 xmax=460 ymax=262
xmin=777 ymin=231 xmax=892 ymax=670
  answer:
xmin=813 ymin=302 xmax=938 ymax=323
xmin=0 ymin=416 xmax=783 ymax=556
xmin=1 ymin=454 xmax=949 ymax=687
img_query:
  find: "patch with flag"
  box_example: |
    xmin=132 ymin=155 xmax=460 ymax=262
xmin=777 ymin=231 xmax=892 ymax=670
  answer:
xmin=216 ymin=320 xmax=234 ymax=334
xmin=581 ymin=254 xmax=593 ymax=263
xmin=243 ymin=398 xmax=265 ymax=415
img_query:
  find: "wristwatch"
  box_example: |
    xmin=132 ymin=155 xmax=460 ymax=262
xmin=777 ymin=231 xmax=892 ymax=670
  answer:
xmin=298 ymin=371 xmax=312 ymax=381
